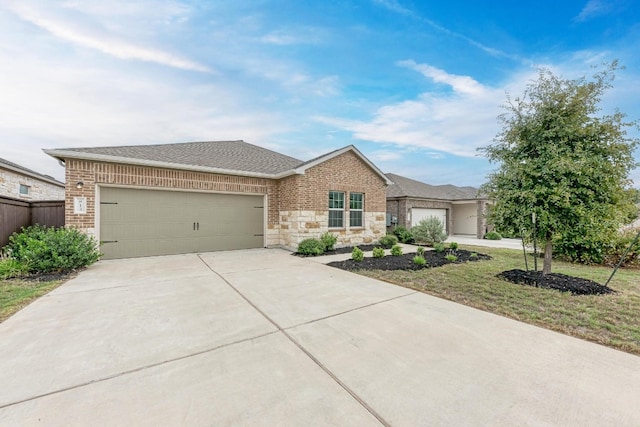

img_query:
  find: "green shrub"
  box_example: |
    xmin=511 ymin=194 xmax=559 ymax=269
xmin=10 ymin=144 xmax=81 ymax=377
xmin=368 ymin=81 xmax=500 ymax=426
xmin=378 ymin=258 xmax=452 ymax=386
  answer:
xmin=416 ymin=246 xmax=425 ymax=256
xmin=8 ymin=225 xmax=100 ymax=274
xmin=449 ymin=242 xmax=459 ymax=251
xmin=433 ymin=243 xmax=445 ymax=253
xmin=604 ymin=228 xmax=640 ymax=268
xmin=390 ymin=245 xmax=403 ymax=256
xmin=411 ymin=217 xmax=447 ymax=245
xmin=372 ymin=247 xmax=385 ymax=258
xmin=378 ymin=234 xmax=398 ymax=248
xmin=413 ymin=255 xmax=427 ymax=266
xmin=445 ymin=254 xmax=458 ymax=262
xmin=0 ymin=258 xmax=29 ymax=279
xmin=392 ymin=226 xmax=414 ymax=244
xmin=470 ymin=252 xmax=479 ymax=259
xmin=297 ymin=238 xmax=325 ymax=256
xmin=352 ymin=246 xmax=364 ymax=261
xmin=484 ymin=231 xmax=502 ymax=240
xmin=320 ymin=232 xmax=337 ymax=251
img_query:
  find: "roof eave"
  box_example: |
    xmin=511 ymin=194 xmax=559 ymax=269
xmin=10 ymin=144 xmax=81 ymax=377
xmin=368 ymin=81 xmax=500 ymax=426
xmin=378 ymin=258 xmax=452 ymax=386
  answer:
xmin=1 ymin=158 xmax=64 ymax=187
xmin=292 ymin=145 xmax=392 ymax=185
xmin=43 ymin=149 xmax=282 ymax=180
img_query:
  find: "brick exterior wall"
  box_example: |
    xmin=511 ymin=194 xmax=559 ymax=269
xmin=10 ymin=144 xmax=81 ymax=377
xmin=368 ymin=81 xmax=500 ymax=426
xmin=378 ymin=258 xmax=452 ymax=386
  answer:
xmin=0 ymin=168 xmax=64 ymax=201
xmin=63 ymin=150 xmax=387 ymax=251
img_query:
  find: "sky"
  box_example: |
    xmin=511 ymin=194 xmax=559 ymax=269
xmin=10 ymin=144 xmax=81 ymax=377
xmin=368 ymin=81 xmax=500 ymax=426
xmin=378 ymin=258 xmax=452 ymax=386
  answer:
xmin=1 ymin=0 xmax=639 ymax=187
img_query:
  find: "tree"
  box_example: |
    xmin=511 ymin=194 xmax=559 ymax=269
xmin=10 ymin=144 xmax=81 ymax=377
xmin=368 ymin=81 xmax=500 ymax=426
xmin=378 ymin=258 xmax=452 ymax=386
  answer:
xmin=480 ymin=62 xmax=639 ymax=275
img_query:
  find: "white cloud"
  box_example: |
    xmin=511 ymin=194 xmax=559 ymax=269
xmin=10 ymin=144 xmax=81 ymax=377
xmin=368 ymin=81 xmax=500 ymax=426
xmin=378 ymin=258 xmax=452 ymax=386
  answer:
xmin=4 ymin=1 xmax=211 ymax=72
xmin=317 ymin=62 xmax=522 ymax=157
xmin=574 ymin=0 xmax=612 ymax=22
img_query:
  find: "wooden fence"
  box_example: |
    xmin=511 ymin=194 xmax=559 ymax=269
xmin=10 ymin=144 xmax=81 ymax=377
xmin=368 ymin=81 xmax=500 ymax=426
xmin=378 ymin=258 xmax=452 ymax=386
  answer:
xmin=0 ymin=196 xmax=65 ymax=248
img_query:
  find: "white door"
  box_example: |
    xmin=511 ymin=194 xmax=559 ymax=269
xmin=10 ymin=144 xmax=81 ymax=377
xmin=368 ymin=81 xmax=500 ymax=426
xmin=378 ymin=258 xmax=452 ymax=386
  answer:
xmin=411 ymin=208 xmax=447 ymax=230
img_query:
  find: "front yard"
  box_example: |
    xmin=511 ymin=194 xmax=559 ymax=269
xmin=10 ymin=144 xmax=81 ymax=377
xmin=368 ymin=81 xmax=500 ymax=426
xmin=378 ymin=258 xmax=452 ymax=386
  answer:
xmin=355 ymin=246 xmax=640 ymax=356
xmin=1 ymin=277 xmax=66 ymax=322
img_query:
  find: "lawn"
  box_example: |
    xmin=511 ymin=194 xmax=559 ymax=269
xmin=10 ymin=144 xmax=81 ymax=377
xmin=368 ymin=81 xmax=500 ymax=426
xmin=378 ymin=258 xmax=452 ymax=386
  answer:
xmin=0 ymin=278 xmax=66 ymax=323
xmin=356 ymin=245 xmax=640 ymax=356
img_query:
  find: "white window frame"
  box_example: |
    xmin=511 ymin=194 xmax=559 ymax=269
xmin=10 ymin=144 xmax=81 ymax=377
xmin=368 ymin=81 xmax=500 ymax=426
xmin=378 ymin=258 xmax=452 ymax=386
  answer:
xmin=349 ymin=192 xmax=364 ymax=227
xmin=328 ymin=191 xmax=345 ymax=228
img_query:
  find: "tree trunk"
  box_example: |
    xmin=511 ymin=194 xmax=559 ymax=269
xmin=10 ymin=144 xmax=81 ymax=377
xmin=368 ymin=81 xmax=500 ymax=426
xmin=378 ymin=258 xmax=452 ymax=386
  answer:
xmin=542 ymin=239 xmax=553 ymax=276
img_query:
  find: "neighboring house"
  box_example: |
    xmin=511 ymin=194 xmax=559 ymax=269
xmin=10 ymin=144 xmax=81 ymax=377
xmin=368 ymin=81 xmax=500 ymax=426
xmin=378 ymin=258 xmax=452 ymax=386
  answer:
xmin=0 ymin=157 xmax=64 ymax=200
xmin=45 ymin=141 xmax=391 ymax=260
xmin=385 ymin=173 xmax=490 ymax=239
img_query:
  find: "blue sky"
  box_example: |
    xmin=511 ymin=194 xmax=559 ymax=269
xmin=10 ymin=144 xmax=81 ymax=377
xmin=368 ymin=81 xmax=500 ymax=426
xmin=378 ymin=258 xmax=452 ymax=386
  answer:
xmin=1 ymin=0 xmax=639 ymax=187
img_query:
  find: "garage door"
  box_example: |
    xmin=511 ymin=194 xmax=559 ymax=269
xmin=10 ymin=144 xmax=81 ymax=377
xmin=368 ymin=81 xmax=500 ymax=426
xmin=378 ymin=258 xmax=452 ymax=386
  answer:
xmin=100 ymin=187 xmax=264 ymax=259
xmin=411 ymin=208 xmax=447 ymax=230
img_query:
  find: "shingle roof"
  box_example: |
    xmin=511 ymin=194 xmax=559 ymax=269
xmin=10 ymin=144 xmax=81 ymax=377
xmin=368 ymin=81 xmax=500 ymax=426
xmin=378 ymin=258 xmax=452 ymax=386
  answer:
xmin=0 ymin=157 xmax=64 ymax=186
xmin=45 ymin=140 xmax=304 ymax=175
xmin=386 ymin=173 xmax=483 ymax=201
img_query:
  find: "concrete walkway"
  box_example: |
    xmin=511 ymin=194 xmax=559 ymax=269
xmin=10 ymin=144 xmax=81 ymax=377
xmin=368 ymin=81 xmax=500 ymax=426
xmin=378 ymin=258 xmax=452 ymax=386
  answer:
xmin=0 ymin=249 xmax=638 ymax=426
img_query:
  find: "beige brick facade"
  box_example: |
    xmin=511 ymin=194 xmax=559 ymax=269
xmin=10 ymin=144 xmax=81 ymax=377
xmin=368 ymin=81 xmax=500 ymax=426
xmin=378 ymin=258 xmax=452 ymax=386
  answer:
xmin=63 ymin=150 xmax=387 ymax=251
xmin=0 ymin=168 xmax=64 ymax=201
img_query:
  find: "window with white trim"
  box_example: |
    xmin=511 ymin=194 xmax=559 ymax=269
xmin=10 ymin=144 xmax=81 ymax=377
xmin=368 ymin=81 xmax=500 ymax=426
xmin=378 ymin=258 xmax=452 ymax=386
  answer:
xmin=328 ymin=191 xmax=344 ymax=228
xmin=349 ymin=192 xmax=364 ymax=227
xmin=19 ymin=184 xmax=29 ymax=195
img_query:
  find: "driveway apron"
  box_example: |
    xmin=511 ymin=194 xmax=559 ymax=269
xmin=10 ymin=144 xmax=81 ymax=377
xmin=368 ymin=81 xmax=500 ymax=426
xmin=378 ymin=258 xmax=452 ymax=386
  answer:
xmin=0 ymin=248 xmax=639 ymax=426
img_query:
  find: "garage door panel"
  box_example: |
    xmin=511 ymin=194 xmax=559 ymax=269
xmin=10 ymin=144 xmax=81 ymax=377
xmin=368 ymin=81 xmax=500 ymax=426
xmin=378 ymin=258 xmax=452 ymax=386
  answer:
xmin=100 ymin=187 xmax=264 ymax=260
xmin=412 ymin=208 xmax=447 ymax=230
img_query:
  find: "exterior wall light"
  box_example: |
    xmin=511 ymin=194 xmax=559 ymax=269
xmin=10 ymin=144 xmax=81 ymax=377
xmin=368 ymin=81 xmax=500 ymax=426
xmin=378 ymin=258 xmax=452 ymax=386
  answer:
xmin=76 ymin=181 xmax=84 ymax=189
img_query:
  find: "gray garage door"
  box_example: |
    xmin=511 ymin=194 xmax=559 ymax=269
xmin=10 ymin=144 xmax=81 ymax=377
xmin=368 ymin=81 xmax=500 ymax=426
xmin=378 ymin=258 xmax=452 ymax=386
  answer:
xmin=100 ymin=187 xmax=264 ymax=259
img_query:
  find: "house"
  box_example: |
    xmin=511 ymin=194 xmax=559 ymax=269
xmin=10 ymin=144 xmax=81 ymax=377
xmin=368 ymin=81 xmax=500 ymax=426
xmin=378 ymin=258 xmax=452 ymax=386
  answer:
xmin=385 ymin=173 xmax=490 ymax=239
xmin=44 ymin=141 xmax=391 ymax=260
xmin=0 ymin=157 xmax=64 ymax=200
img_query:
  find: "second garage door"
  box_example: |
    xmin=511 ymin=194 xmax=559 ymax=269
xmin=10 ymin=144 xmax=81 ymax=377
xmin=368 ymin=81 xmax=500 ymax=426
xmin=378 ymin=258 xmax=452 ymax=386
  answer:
xmin=411 ymin=208 xmax=447 ymax=231
xmin=100 ymin=187 xmax=265 ymax=260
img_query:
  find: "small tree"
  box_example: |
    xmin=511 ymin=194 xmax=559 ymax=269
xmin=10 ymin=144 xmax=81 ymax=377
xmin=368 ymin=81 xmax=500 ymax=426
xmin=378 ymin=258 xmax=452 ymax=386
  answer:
xmin=480 ymin=62 xmax=638 ymax=275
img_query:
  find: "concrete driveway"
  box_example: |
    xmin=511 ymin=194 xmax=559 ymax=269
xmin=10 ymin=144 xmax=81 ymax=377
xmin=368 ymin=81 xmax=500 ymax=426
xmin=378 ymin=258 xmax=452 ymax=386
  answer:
xmin=0 ymin=249 xmax=638 ymax=426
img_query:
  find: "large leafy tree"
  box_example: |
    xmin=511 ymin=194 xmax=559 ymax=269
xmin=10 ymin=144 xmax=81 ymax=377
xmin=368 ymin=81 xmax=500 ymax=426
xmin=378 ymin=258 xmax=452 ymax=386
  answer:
xmin=480 ymin=62 xmax=638 ymax=275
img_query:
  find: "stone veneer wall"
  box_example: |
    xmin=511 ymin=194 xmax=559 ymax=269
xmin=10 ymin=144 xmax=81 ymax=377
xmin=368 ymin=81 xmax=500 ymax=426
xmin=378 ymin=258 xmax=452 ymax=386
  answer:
xmin=273 ymin=150 xmax=388 ymax=248
xmin=0 ymin=168 xmax=64 ymax=201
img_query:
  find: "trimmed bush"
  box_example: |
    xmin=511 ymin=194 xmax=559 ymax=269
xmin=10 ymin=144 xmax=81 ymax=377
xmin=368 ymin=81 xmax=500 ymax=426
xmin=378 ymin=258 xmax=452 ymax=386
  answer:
xmin=411 ymin=217 xmax=447 ymax=245
xmin=297 ymin=238 xmax=325 ymax=256
xmin=604 ymin=228 xmax=640 ymax=268
xmin=320 ymin=232 xmax=337 ymax=251
xmin=470 ymin=252 xmax=479 ymax=259
xmin=390 ymin=244 xmax=403 ymax=256
xmin=352 ymin=246 xmax=364 ymax=261
xmin=392 ymin=226 xmax=414 ymax=244
xmin=413 ymin=255 xmax=427 ymax=266
xmin=449 ymin=242 xmax=459 ymax=251
xmin=416 ymin=246 xmax=425 ymax=256
xmin=484 ymin=231 xmax=502 ymax=240
xmin=433 ymin=243 xmax=445 ymax=253
xmin=445 ymin=254 xmax=458 ymax=262
xmin=378 ymin=234 xmax=398 ymax=248
xmin=372 ymin=247 xmax=386 ymax=258
xmin=7 ymin=225 xmax=100 ymax=274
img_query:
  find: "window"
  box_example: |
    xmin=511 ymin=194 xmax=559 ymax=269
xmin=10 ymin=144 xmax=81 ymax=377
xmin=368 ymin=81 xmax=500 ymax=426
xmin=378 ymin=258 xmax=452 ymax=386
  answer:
xmin=19 ymin=184 xmax=29 ymax=195
xmin=350 ymin=193 xmax=364 ymax=227
xmin=328 ymin=191 xmax=344 ymax=228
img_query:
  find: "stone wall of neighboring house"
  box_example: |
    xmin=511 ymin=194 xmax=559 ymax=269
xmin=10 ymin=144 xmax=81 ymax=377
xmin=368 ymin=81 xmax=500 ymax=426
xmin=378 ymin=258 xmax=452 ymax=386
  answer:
xmin=275 ymin=150 xmax=387 ymax=248
xmin=0 ymin=168 xmax=64 ymax=201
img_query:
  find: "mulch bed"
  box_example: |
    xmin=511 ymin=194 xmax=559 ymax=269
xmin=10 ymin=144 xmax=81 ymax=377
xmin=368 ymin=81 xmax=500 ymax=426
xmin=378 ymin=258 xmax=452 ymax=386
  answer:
xmin=327 ymin=249 xmax=491 ymax=271
xmin=23 ymin=271 xmax=77 ymax=283
xmin=498 ymin=269 xmax=614 ymax=296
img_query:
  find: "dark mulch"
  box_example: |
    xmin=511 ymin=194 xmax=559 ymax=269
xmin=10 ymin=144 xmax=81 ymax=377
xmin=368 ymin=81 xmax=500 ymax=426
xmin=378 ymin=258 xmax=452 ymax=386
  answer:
xmin=498 ymin=269 xmax=615 ymax=296
xmin=23 ymin=271 xmax=78 ymax=283
xmin=327 ymin=249 xmax=491 ymax=271
xmin=294 ymin=244 xmax=379 ymax=257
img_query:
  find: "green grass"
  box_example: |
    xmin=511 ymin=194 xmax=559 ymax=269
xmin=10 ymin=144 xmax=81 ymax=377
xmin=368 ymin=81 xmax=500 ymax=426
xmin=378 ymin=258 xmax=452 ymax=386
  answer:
xmin=1 ymin=278 xmax=65 ymax=322
xmin=358 ymin=246 xmax=640 ymax=355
